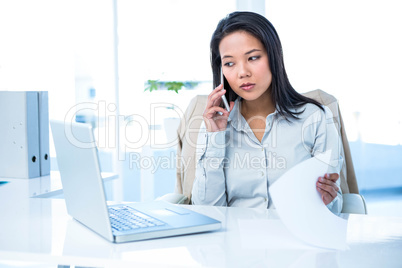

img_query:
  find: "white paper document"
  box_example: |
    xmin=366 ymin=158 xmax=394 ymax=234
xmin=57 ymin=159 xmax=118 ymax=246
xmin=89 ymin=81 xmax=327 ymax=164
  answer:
xmin=269 ymin=151 xmax=348 ymax=250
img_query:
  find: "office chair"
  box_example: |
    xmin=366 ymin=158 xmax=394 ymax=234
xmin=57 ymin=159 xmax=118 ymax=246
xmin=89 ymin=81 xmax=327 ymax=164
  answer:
xmin=159 ymin=89 xmax=368 ymax=214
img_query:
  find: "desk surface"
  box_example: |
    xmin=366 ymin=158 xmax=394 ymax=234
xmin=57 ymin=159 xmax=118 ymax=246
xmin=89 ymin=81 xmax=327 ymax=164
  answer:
xmin=1 ymin=177 xmax=402 ymax=267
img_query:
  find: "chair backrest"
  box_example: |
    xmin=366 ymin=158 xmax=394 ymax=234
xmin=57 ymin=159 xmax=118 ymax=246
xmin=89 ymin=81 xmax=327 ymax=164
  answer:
xmin=175 ymin=89 xmax=359 ymax=204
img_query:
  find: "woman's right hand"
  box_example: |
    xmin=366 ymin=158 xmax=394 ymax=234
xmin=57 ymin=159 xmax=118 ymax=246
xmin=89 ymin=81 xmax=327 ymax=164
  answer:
xmin=203 ymin=84 xmax=234 ymax=132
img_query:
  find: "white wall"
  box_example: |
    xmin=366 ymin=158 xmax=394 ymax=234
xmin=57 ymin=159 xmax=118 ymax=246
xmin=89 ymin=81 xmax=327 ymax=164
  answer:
xmin=0 ymin=0 xmax=75 ymax=120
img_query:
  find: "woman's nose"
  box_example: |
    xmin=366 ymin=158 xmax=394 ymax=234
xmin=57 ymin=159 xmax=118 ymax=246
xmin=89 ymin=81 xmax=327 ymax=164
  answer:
xmin=237 ymin=63 xmax=251 ymax=78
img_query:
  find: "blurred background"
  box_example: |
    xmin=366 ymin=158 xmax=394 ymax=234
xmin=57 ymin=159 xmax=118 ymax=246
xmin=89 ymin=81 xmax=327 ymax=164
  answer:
xmin=0 ymin=0 xmax=401 ymax=215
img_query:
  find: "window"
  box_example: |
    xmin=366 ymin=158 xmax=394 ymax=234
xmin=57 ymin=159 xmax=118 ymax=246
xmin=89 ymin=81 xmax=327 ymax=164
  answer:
xmin=115 ymin=0 xmax=237 ymax=200
xmin=117 ymin=0 xmax=236 ymax=148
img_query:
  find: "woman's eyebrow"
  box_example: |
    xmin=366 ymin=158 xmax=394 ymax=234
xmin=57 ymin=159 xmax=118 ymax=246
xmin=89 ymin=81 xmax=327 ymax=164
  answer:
xmin=222 ymin=55 xmax=233 ymax=60
xmin=222 ymin=48 xmax=262 ymax=60
xmin=245 ymin=49 xmax=262 ymax=55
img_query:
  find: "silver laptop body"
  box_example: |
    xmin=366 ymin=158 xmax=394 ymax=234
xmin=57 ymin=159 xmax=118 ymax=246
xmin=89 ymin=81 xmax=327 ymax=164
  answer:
xmin=50 ymin=120 xmax=221 ymax=243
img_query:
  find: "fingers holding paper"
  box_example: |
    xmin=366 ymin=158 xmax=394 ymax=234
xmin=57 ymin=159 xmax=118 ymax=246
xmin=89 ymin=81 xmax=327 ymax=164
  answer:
xmin=316 ymin=173 xmax=340 ymax=205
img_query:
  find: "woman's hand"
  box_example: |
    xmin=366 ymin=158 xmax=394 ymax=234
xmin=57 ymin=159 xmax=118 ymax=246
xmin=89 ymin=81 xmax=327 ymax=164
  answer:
xmin=203 ymin=84 xmax=234 ymax=132
xmin=316 ymin=173 xmax=340 ymax=205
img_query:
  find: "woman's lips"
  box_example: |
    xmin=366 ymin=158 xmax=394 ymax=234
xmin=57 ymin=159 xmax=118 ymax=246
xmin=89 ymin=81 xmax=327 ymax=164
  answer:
xmin=240 ymin=83 xmax=255 ymax=91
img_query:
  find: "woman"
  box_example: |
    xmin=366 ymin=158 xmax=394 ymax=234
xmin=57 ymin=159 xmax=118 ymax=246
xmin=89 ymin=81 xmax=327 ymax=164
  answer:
xmin=191 ymin=11 xmax=343 ymax=213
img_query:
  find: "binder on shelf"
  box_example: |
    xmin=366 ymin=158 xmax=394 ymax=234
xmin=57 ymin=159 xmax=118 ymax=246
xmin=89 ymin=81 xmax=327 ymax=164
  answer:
xmin=0 ymin=91 xmax=50 ymax=178
xmin=38 ymin=91 xmax=50 ymax=176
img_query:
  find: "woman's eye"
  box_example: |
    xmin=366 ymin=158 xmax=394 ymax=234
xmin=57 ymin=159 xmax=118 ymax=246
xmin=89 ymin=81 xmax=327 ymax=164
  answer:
xmin=249 ymin=55 xmax=261 ymax=61
xmin=224 ymin=62 xmax=234 ymax=67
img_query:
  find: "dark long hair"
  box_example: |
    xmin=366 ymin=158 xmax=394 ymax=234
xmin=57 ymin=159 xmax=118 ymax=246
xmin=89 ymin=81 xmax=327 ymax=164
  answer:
xmin=210 ymin=11 xmax=323 ymax=119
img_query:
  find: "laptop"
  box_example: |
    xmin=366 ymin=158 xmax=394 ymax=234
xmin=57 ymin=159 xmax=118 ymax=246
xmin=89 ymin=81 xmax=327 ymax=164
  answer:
xmin=50 ymin=120 xmax=221 ymax=243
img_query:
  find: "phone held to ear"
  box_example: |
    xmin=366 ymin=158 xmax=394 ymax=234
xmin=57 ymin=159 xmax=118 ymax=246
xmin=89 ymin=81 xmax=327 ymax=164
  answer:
xmin=220 ymin=66 xmax=230 ymax=112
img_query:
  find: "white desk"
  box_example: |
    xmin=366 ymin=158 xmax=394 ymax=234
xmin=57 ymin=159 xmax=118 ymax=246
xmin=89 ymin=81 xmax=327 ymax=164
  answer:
xmin=0 ymin=179 xmax=402 ymax=267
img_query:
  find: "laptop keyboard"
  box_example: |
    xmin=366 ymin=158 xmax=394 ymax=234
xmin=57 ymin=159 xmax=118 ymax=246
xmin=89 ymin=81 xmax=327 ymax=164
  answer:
xmin=109 ymin=206 xmax=166 ymax=232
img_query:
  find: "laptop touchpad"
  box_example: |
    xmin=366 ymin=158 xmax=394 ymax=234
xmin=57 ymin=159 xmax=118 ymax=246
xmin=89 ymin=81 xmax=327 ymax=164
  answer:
xmin=152 ymin=207 xmax=190 ymax=216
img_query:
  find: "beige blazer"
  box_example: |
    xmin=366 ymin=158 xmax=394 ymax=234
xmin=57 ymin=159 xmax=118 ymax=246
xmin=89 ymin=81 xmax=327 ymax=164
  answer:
xmin=175 ymin=89 xmax=359 ymax=204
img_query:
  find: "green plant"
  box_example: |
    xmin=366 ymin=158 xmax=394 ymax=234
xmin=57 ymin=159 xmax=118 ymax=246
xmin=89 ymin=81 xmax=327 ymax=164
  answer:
xmin=144 ymin=80 xmax=185 ymax=93
xmin=144 ymin=80 xmax=199 ymax=93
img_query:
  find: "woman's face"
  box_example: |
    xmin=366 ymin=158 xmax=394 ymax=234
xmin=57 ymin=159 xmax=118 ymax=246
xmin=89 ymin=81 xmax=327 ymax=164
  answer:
xmin=219 ymin=31 xmax=272 ymax=102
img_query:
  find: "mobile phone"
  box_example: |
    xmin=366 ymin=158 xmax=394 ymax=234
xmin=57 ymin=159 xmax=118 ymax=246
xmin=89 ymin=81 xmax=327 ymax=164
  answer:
xmin=220 ymin=66 xmax=230 ymax=112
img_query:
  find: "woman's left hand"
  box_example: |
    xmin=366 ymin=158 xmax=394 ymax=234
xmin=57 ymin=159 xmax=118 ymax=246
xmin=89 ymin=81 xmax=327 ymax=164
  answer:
xmin=316 ymin=173 xmax=340 ymax=205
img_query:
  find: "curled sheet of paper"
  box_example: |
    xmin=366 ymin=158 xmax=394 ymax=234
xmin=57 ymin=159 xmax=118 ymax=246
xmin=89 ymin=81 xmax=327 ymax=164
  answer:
xmin=269 ymin=151 xmax=348 ymax=250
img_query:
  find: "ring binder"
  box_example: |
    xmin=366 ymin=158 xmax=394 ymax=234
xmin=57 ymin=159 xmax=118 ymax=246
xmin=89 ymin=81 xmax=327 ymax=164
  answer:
xmin=0 ymin=91 xmax=50 ymax=178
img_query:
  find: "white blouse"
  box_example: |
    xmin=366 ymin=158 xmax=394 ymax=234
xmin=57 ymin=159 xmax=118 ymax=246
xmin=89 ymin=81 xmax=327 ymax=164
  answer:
xmin=192 ymin=98 xmax=343 ymax=213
